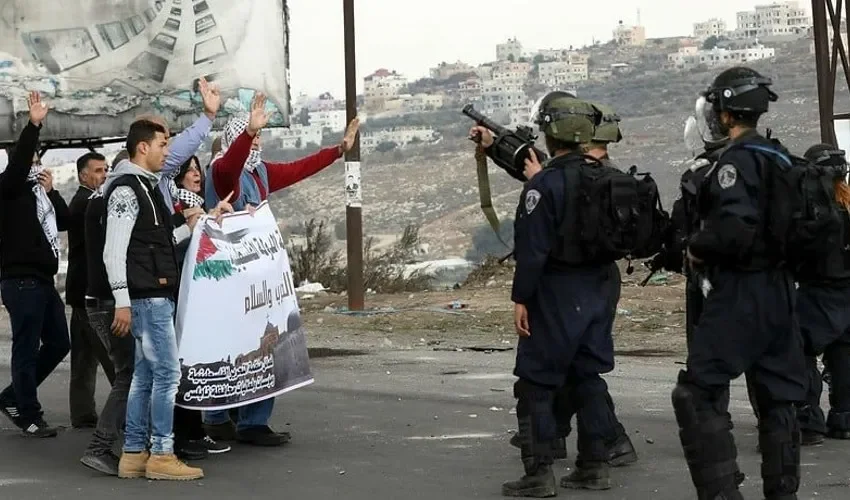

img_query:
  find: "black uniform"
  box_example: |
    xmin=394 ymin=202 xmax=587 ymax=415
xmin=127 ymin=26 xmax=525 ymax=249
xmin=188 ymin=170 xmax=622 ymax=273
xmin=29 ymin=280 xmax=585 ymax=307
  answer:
xmin=664 ymin=145 xmax=761 ymax=422
xmin=672 ymin=129 xmax=806 ymax=499
xmin=794 ymin=206 xmax=850 ymax=440
xmin=506 ymin=152 xmax=621 ymax=491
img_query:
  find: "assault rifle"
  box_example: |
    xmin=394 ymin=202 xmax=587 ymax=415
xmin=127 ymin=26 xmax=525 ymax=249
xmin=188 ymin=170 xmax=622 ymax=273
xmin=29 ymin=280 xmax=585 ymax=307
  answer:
xmin=462 ymin=104 xmax=548 ymax=182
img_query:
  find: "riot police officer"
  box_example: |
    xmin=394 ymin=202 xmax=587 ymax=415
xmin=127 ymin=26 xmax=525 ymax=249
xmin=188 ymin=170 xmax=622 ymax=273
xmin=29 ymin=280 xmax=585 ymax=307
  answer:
xmin=794 ymin=144 xmax=850 ymax=444
xmin=671 ymin=66 xmax=806 ymax=500
xmin=548 ymin=102 xmax=638 ymax=471
xmin=501 ymin=93 xmax=622 ymax=497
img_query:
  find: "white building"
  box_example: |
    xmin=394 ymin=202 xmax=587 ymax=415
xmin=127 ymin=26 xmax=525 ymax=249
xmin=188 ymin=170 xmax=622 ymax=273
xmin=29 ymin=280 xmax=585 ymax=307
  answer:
xmin=269 ymin=124 xmax=324 ymax=149
xmin=537 ymin=60 xmax=588 ymax=87
xmin=308 ymin=109 xmax=348 ymax=132
xmin=614 ymin=21 xmax=647 ymax=46
xmin=694 ymin=18 xmax=728 ymax=41
xmin=480 ymin=80 xmax=529 ymax=116
xmin=363 ymin=69 xmax=408 ymax=112
xmin=360 ymin=126 xmax=438 ymax=151
xmin=491 ymin=61 xmax=532 ymax=85
xmin=496 ymin=38 xmax=523 ymax=61
xmin=430 ymin=61 xmax=474 ymax=80
xmin=735 ymin=1 xmax=811 ymax=38
xmin=668 ymin=44 xmax=776 ymax=70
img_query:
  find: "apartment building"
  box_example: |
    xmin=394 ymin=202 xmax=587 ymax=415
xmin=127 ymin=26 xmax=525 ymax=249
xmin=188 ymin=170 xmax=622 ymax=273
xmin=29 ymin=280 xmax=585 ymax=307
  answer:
xmin=614 ymin=21 xmax=647 ymax=46
xmin=496 ymin=38 xmax=523 ymax=61
xmin=668 ymin=44 xmax=776 ymax=70
xmin=694 ymin=18 xmax=728 ymax=41
xmin=735 ymin=1 xmax=811 ymax=38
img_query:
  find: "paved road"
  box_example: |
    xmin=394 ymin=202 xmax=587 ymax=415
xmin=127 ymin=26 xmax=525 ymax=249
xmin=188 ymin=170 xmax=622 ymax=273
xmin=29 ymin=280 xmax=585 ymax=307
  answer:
xmin=0 ymin=340 xmax=847 ymax=499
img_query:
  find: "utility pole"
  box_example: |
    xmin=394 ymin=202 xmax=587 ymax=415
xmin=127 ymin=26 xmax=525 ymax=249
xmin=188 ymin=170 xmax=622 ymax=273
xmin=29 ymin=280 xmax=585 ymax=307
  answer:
xmin=811 ymin=0 xmax=850 ymax=144
xmin=343 ymin=0 xmax=365 ymax=310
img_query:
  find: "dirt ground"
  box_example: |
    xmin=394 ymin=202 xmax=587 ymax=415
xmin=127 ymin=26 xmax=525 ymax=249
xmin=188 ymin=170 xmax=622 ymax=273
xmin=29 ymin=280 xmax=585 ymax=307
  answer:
xmin=298 ymin=261 xmax=689 ymax=357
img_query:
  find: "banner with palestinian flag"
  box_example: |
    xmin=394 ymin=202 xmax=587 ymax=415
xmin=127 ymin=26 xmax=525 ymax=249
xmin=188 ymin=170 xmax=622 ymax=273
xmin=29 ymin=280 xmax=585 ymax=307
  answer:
xmin=174 ymin=201 xmax=314 ymax=411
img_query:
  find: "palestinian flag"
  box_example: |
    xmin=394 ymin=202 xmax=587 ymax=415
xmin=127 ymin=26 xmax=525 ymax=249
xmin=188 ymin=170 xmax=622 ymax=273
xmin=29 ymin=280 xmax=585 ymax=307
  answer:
xmin=193 ymin=231 xmax=235 ymax=281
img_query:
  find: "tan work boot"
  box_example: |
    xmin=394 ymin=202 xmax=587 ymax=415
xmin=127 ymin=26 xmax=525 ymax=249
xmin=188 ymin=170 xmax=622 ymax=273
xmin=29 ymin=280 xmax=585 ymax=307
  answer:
xmin=118 ymin=451 xmax=150 ymax=479
xmin=145 ymin=453 xmax=204 ymax=481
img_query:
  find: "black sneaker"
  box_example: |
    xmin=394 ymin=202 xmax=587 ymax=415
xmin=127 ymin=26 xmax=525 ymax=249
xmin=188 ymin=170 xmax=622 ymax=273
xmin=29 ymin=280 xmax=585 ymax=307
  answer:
xmin=175 ymin=439 xmax=209 ymax=461
xmin=80 ymin=450 xmax=120 ymax=476
xmin=21 ymin=419 xmax=58 ymax=438
xmin=203 ymin=421 xmax=238 ymax=442
xmin=200 ymin=436 xmax=231 ymax=454
xmin=237 ymin=426 xmax=291 ymax=446
xmin=0 ymin=404 xmax=23 ymax=429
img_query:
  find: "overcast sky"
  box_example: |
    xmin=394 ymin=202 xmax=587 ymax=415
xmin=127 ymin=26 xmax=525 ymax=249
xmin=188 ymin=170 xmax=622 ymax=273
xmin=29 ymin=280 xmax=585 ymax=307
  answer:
xmin=287 ymin=0 xmax=788 ymax=97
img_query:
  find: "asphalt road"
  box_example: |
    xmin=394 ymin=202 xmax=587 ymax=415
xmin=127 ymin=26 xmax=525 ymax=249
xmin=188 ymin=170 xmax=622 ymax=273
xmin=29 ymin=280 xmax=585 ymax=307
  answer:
xmin=0 ymin=340 xmax=848 ymax=499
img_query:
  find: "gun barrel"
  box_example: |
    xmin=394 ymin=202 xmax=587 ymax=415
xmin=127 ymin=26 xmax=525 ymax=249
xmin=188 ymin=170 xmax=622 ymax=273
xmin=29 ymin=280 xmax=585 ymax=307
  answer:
xmin=462 ymin=104 xmax=510 ymax=137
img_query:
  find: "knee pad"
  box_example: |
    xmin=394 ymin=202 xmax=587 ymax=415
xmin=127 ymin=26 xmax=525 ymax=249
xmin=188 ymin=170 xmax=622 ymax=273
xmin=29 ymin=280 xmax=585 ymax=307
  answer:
xmin=758 ymin=402 xmax=800 ymax=497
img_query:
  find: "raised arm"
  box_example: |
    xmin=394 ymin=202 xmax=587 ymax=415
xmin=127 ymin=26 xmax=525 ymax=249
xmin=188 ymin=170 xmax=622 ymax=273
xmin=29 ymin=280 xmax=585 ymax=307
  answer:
xmin=162 ymin=78 xmax=221 ymax=179
xmin=1 ymin=91 xmax=47 ymax=198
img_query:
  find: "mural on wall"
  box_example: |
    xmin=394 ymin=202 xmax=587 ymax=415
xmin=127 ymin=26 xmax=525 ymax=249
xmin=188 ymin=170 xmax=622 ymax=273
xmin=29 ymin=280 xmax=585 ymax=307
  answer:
xmin=0 ymin=0 xmax=291 ymax=144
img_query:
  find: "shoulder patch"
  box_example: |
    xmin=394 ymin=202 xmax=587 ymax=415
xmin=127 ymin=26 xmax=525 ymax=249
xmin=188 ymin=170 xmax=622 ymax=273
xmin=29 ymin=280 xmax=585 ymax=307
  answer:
xmin=717 ymin=164 xmax=737 ymax=189
xmin=525 ymin=189 xmax=541 ymax=214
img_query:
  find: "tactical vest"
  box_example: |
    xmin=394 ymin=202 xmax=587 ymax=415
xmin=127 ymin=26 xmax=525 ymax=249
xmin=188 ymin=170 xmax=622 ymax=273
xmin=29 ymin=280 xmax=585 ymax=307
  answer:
xmin=797 ymin=209 xmax=850 ymax=284
xmin=97 ymin=175 xmax=179 ymax=299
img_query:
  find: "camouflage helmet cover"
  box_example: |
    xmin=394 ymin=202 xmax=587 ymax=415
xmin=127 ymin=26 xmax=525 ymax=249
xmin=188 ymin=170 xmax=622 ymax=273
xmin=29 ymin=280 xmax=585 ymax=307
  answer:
xmin=590 ymin=103 xmax=622 ymax=143
xmin=532 ymin=92 xmax=599 ymax=144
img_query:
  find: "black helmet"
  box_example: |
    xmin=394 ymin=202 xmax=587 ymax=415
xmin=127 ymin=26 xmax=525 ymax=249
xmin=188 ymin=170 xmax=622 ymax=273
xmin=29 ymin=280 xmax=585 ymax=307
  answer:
xmin=703 ymin=66 xmax=778 ymax=114
xmin=804 ymin=143 xmax=847 ymax=167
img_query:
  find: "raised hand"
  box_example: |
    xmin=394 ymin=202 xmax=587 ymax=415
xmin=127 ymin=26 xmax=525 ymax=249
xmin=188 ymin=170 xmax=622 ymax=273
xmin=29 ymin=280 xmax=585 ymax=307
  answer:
xmin=28 ymin=91 xmax=48 ymax=126
xmin=341 ymin=116 xmax=361 ymax=153
xmin=246 ymin=92 xmax=270 ymax=136
xmin=199 ymin=77 xmax=221 ymax=119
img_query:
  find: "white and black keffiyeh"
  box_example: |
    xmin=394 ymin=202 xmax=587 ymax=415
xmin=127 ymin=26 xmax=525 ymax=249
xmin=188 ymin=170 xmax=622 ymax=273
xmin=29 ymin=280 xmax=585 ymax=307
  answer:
xmin=211 ymin=113 xmax=263 ymax=172
xmin=168 ymin=179 xmax=205 ymax=208
xmin=27 ymin=166 xmax=60 ymax=258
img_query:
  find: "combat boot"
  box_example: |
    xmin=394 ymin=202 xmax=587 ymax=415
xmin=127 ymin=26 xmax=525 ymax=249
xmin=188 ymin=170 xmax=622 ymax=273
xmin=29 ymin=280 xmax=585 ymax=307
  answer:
xmin=117 ymin=451 xmax=150 ymax=479
xmin=502 ymin=464 xmax=556 ymax=498
xmin=606 ymin=433 xmax=638 ymax=467
xmin=144 ymin=453 xmax=204 ymax=481
xmin=559 ymin=461 xmax=611 ymax=490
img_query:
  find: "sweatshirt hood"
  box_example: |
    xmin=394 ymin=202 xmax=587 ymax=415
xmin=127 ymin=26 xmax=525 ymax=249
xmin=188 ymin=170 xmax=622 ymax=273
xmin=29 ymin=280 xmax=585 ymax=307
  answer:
xmin=101 ymin=159 xmax=161 ymax=194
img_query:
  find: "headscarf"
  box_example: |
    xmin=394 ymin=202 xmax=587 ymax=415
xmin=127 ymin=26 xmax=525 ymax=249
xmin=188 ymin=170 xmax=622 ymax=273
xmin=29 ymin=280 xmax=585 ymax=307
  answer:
xmin=28 ymin=164 xmax=60 ymax=258
xmin=211 ymin=114 xmax=263 ymax=173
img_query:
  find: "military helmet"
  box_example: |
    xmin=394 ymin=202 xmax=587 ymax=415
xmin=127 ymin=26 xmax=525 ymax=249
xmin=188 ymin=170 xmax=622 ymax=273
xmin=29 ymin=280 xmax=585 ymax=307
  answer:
xmin=804 ymin=143 xmax=847 ymax=167
xmin=530 ymin=92 xmax=598 ymax=144
xmin=590 ymin=103 xmax=622 ymax=143
xmin=703 ymin=66 xmax=778 ymax=114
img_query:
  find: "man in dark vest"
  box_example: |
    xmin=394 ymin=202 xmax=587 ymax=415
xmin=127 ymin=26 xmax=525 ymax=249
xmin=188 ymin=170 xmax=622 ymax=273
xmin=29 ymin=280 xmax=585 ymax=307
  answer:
xmin=100 ymin=120 xmax=204 ymax=480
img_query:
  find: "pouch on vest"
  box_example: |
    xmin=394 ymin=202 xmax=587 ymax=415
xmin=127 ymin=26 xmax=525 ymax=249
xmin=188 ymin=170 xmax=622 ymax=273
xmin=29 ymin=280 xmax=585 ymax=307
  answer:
xmin=558 ymin=158 xmax=670 ymax=265
xmin=737 ymin=143 xmax=846 ymax=270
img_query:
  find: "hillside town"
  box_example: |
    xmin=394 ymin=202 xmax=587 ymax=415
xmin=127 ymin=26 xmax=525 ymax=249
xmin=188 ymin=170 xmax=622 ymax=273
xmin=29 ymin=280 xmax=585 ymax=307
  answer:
xmin=271 ymin=0 xmax=819 ymax=153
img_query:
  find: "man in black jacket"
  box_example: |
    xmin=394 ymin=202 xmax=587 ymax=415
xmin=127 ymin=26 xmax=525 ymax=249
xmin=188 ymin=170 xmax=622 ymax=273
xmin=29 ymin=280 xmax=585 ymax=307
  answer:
xmin=66 ymin=152 xmax=114 ymax=428
xmin=0 ymin=91 xmax=71 ymax=438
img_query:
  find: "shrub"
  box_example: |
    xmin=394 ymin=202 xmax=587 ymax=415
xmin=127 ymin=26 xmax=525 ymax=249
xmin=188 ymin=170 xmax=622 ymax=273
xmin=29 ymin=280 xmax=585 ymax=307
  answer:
xmin=286 ymin=219 xmax=430 ymax=294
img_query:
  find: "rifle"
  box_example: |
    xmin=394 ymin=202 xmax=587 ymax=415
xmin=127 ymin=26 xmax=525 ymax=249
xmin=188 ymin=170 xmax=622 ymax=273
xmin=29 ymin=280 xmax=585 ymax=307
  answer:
xmin=462 ymin=105 xmax=547 ymax=251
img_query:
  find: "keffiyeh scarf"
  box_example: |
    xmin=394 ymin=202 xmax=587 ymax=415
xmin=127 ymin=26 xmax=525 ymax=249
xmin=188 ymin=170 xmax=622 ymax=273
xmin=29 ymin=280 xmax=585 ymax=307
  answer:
xmin=168 ymin=179 xmax=205 ymax=208
xmin=28 ymin=166 xmax=60 ymax=258
xmin=211 ymin=114 xmax=263 ymax=172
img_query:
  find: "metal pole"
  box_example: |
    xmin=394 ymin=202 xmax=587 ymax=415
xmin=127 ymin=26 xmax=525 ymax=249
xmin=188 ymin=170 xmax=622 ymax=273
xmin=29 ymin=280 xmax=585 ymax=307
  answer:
xmin=343 ymin=0 xmax=365 ymax=310
xmin=812 ymin=0 xmax=837 ymax=144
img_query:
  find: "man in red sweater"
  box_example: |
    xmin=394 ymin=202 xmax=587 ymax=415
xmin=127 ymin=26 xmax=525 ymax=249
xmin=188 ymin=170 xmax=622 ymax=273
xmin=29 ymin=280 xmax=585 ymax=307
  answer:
xmin=203 ymin=93 xmax=359 ymax=446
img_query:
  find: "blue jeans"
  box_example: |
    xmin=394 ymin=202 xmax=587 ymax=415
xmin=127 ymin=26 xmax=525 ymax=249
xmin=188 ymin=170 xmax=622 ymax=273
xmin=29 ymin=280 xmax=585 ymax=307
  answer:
xmin=0 ymin=278 xmax=70 ymax=425
xmin=203 ymin=398 xmax=275 ymax=432
xmin=123 ymin=298 xmax=181 ymax=455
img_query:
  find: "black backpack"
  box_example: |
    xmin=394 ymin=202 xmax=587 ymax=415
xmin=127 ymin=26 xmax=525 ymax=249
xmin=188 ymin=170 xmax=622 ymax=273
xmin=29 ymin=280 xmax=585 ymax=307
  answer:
xmin=560 ymin=157 xmax=670 ymax=266
xmin=732 ymin=142 xmax=846 ymax=268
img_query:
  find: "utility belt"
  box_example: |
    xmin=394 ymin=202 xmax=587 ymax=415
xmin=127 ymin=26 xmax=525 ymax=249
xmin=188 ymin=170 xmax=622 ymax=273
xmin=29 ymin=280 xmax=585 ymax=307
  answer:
xmin=85 ymin=296 xmax=115 ymax=310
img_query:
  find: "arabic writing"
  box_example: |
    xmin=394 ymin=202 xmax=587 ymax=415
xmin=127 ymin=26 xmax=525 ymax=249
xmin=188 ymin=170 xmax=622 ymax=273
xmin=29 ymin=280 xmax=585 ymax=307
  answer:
xmin=243 ymin=275 xmax=296 ymax=315
xmin=230 ymin=232 xmax=286 ymax=267
xmin=182 ymin=355 xmax=277 ymax=403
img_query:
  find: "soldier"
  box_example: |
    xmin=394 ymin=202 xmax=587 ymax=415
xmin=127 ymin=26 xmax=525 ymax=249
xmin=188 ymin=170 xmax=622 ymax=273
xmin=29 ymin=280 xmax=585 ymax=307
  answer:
xmin=793 ymin=144 xmax=850 ymax=444
xmin=500 ymin=93 xmax=629 ymax=497
xmin=671 ymin=66 xmax=806 ymax=500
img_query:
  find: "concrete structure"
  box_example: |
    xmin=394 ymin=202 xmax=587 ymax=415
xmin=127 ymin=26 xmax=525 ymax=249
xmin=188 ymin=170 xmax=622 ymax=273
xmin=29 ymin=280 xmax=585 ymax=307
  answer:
xmin=614 ymin=21 xmax=647 ymax=46
xmin=429 ymin=61 xmax=474 ymax=80
xmin=496 ymin=38 xmax=523 ymax=61
xmin=269 ymin=124 xmax=324 ymax=150
xmin=458 ymin=77 xmax=483 ymax=103
xmin=480 ymin=80 xmax=529 ymax=117
xmin=360 ymin=126 xmax=438 ymax=151
xmin=668 ymin=44 xmax=776 ymax=70
xmin=309 ymin=109 xmax=348 ymax=132
xmin=735 ymin=1 xmax=811 ymax=38
xmin=537 ymin=60 xmax=588 ymax=87
xmin=491 ymin=61 xmax=531 ymax=85
xmin=364 ymin=69 xmax=408 ymax=112
xmin=694 ymin=18 xmax=728 ymax=41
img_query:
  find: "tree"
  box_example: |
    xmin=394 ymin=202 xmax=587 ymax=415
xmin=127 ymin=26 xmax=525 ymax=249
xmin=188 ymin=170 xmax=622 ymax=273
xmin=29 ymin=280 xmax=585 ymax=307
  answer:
xmin=507 ymin=54 xmax=516 ymax=62
xmin=375 ymin=141 xmax=397 ymax=153
xmin=294 ymin=138 xmax=302 ymax=149
xmin=702 ymin=35 xmax=719 ymax=50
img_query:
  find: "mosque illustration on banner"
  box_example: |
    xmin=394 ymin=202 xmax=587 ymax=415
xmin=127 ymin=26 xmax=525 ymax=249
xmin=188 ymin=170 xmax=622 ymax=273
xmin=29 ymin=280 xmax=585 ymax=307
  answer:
xmin=177 ymin=309 xmax=312 ymax=407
